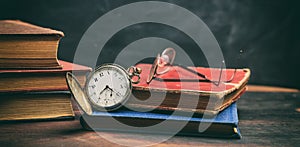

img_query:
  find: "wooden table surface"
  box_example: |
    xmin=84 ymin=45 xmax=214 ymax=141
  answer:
xmin=0 ymin=85 xmax=299 ymax=147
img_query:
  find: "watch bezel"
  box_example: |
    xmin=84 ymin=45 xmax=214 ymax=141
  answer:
xmin=85 ymin=63 xmax=132 ymax=111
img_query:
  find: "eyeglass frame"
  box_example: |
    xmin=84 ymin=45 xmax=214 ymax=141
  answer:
xmin=146 ymin=55 xmax=236 ymax=86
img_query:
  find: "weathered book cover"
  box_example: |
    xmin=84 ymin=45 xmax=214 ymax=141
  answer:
xmin=0 ymin=20 xmax=64 ymax=36
xmin=0 ymin=60 xmax=91 ymax=93
xmin=80 ymin=103 xmax=241 ymax=139
xmin=129 ymin=63 xmax=250 ymax=114
xmin=0 ymin=20 xmax=64 ymax=69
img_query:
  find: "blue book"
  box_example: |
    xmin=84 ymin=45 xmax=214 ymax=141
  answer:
xmin=80 ymin=103 xmax=241 ymax=139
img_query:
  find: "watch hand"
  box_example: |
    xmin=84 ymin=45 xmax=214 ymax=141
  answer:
xmin=106 ymin=86 xmax=122 ymax=98
xmin=97 ymin=85 xmax=110 ymax=103
xmin=99 ymin=85 xmax=109 ymax=95
xmin=106 ymin=86 xmax=114 ymax=92
xmin=112 ymin=89 xmax=122 ymax=97
xmin=106 ymin=86 xmax=116 ymax=97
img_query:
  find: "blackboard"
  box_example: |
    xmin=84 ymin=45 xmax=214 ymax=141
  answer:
xmin=1 ymin=0 xmax=299 ymax=89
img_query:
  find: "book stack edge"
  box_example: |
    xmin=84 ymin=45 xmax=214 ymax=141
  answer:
xmin=0 ymin=20 xmax=91 ymax=121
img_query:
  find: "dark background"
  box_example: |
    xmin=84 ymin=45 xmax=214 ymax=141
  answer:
xmin=1 ymin=0 xmax=299 ymax=89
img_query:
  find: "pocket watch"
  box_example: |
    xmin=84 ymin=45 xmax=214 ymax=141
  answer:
xmin=66 ymin=63 xmax=141 ymax=115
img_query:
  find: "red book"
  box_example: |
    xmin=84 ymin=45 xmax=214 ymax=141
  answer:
xmin=127 ymin=64 xmax=251 ymax=115
xmin=0 ymin=60 xmax=91 ymax=93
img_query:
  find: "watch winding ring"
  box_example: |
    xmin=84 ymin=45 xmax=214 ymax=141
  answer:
xmin=127 ymin=66 xmax=142 ymax=84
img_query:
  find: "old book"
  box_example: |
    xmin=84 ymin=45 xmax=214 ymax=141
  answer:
xmin=128 ymin=64 xmax=250 ymax=115
xmin=0 ymin=20 xmax=64 ymax=69
xmin=0 ymin=92 xmax=74 ymax=121
xmin=80 ymin=102 xmax=241 ymax=138
xmin=0 ymin=60 xmax=91 ymax=93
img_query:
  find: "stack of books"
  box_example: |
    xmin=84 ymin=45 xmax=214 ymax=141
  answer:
xmin=80 ymin=63 xmax=250 ymax=138
xmin=0 ymin=20 xmax=91 ymax=121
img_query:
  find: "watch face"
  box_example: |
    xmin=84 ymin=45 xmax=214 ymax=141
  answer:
xmin=85 ymin=64 xmax=132 ymax=111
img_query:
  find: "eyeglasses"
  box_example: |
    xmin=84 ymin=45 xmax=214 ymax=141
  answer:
xmin=146 ymin=48 xmax=236 ymax=86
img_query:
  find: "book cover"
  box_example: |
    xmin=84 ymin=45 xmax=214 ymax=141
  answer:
xmin=0 ymin=20 xmax=64 ymax=36
xmin=80 ymin=103 xmax=241 ymax=139
xmin=0 ymin=60 xmax=91 ymax=93
xmin=0 ymin=20 xmax=64 ymax=69
xmin=127 ymin=63 xmax=250 ymax=114
xmin=133 ymin=63 xmax=250 ymax=96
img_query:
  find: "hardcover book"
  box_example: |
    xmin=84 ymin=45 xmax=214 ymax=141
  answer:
xmin=129 ymin=63 xmax=250 ymax=115
xmin=0 ymin=92 xmax=74 ymax=121
xmin=0 ymin=60 xmax=91 ymax=93
xmin=80 ymin=103 xmax=241 ymax=139
xmin=0 ymin=20 xmax=64 ymax=69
